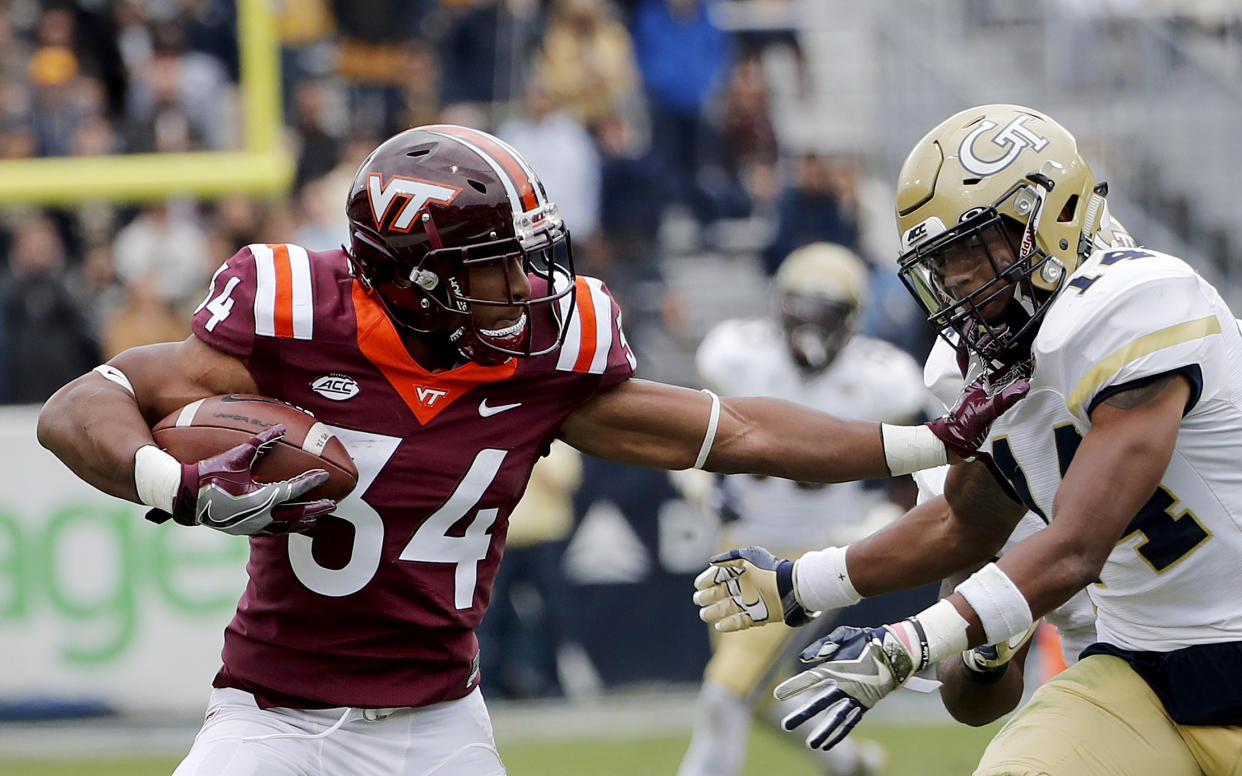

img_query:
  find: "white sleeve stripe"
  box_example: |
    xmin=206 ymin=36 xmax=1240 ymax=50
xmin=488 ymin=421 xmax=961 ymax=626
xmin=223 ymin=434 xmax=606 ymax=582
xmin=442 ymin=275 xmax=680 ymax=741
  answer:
xmin=175 ymin=398 xmax=206 ymax=427
xmin=585 ymin=277 xmax=613 ymax=374
xmin=251 ymin=243 xmax=277 ymax=337
xmin=556 ymin=277 xmax=585 ymax=372
xmin=287 ymin=244 xmax=314 ymax=340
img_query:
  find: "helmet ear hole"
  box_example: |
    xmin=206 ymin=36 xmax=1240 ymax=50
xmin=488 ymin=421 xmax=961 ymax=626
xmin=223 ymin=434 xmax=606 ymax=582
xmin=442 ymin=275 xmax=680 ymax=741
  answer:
xmin=1058 ymin=194 xmax=1079 ymax=223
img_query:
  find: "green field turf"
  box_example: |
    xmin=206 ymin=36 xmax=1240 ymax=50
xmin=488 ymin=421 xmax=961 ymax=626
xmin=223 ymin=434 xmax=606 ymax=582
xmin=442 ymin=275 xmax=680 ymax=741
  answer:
xmin=0 ymin=719 xmax=1002 ymax=775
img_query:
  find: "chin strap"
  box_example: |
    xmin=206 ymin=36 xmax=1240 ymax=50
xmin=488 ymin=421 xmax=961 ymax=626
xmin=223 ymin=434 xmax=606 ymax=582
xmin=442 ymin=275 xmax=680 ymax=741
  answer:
xmin=1078 ymin=188 xmax=1107 ymax=258
xmin=420 ymin=212 xmax=444 ymax=251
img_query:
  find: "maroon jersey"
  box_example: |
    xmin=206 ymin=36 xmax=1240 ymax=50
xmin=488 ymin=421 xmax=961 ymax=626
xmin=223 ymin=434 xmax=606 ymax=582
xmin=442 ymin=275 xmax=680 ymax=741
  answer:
xmin=190 ymin=243 xmax=635 ymax=708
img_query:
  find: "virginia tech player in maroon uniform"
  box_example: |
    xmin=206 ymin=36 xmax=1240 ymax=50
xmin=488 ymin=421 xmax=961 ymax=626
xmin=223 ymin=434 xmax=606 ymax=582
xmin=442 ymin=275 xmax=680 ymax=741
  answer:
xmin=38 ymin=125 xmax=1022 ymax=776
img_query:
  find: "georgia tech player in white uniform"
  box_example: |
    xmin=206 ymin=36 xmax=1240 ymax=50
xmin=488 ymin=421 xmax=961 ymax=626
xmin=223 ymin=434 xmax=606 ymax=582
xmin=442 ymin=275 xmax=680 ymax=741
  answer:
xmin=693 ymin=105 xmax=1242 ymax=775
xmin=917 ymin=338 xmax=1098 ymax=724
xmin=679 ymin=243 xmax=927 ymax=776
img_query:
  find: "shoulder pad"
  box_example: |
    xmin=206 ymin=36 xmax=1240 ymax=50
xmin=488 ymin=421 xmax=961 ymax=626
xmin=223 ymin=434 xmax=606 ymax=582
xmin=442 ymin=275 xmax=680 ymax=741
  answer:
xmin=1036 ymin=249 xmax=1222 ymax=417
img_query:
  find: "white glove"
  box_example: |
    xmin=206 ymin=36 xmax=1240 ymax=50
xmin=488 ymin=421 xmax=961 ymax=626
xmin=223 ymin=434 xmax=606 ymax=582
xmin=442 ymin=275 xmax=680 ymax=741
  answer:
xmin=960 ymin=621 xmax=1040 ymax=682
xmin=692 ymin=546 xmax=815 ymax=632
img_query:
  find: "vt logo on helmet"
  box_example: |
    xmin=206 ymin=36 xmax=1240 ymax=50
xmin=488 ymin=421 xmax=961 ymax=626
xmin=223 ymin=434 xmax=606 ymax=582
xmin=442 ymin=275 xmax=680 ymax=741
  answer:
xmin=366 ymin=176 xmax=462 ymax=233
xmin=345 ymin=124 xmax=576 ymax=365
xmin=894 ymin=105 xmax=1109 ymax=366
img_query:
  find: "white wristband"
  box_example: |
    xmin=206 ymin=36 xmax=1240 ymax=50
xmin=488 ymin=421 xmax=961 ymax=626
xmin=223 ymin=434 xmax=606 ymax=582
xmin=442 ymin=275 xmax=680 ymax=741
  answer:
xmin=694 ymin=389 xmax=721 ymax=469
xmin=793 ymin=545 xmax=861 ymax=612
xmin=910 ymin=598 xmax=971 ymax=668
xmin=954 ymin=562 xmax=1034 ymax=645
xmin=880 ymin=423 xmax=949 ymax=476
xmin=134 ymin=445 xmax=182 ymax=513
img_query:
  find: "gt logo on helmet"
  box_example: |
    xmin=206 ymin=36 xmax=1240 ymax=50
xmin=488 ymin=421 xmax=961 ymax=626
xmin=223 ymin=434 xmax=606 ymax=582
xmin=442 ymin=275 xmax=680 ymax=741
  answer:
xmin=958 ymin=114 xmax=1050 ymax=177
xmin=367 ymin=174 xmax=462 ymax=233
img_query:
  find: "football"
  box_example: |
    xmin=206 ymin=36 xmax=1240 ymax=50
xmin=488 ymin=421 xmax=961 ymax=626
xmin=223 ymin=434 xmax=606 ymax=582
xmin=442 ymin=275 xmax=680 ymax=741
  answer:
xmin=151 ymin=394 xmax=358 ymax=501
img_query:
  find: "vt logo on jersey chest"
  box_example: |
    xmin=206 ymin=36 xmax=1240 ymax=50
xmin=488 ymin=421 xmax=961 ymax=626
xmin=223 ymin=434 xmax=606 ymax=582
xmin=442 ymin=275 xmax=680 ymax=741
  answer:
xmin=415 ymin=385 xmax=448 ymax=406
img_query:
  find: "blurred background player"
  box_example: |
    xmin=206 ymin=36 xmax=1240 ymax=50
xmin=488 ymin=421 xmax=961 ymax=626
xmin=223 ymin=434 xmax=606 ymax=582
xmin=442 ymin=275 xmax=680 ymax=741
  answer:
xmin=476 ymin=440 xmax=598 ymax=701
xmin=678 ymin=242 xmax=928 ymax=776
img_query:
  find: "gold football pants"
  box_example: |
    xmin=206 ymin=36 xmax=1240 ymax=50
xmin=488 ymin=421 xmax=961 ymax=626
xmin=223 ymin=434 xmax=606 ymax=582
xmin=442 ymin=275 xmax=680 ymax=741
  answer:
xmin=975 ymin=654 xmax=1242 ymax=776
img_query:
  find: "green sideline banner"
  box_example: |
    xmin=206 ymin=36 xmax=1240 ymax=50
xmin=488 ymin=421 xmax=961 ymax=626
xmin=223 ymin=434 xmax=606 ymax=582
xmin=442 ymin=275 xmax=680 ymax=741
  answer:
xmin=0 ymin=406 xmax=248 ymax=713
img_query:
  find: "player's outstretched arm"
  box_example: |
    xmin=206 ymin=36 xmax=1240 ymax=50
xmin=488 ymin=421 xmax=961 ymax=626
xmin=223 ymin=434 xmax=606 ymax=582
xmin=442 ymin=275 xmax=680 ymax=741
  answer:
xmin=558 ymin=374 xmax=1026 ymax=482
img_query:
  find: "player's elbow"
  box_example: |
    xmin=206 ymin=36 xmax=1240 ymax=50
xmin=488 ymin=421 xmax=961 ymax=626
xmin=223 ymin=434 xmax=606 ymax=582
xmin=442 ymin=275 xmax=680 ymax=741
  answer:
xmin=37 ymin=378 xmax=81 ymax=453
xmin=945 ymin=699 xmax=1010 ymax=727
xmin=38 ymin=374 xmax=109 ymax=456
xmin=938 ymin=663 xmax=1019 ymax=726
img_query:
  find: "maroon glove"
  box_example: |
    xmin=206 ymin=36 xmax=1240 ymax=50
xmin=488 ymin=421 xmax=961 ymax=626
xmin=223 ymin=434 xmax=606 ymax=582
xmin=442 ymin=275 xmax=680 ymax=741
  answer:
xmin=145 ymin=425 xmax=336 ymax=536
xmin=927 ymin=369 xmax=1030 ymax=460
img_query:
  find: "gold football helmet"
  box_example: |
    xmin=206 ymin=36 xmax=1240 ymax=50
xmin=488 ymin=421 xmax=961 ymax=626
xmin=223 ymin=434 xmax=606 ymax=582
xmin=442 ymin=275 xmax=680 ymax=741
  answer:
xmin=774 ymin=242 xmax=869 ymax=372
xmin=895 ymin=104 xmax=1108 ymax=363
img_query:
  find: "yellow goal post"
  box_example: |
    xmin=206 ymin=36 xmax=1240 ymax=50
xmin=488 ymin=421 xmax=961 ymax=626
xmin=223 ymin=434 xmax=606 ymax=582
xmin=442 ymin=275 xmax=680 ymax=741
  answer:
xmin=0 ymin=0 xmax=293 ymax=205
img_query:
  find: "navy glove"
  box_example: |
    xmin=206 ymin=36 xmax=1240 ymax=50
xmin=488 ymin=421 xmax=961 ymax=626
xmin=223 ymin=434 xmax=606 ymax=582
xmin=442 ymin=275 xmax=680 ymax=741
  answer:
xmin=775 ymin=623 xmax=921 ymax=751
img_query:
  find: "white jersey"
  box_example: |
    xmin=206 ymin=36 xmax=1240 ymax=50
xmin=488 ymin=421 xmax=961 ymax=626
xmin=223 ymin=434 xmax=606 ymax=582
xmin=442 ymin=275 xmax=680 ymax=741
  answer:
xmin=696 ymin=318 xmax=927 ymax=550
xmin=975 ymin=246 xmax=1242 ymax=653
xmin=913 ymin=464 xmax=1098 ymax=664
xmin=919 ymin=339 xmax=1097 ymax=664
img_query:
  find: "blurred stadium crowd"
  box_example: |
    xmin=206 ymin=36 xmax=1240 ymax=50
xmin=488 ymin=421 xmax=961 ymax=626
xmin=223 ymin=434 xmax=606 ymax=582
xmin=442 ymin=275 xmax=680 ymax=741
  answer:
xmin=4 ymin=0 xmax=1241 ymax=404
xmin=0 ymin=1 xmax=723 ymax=395
xmin=0 ymin=0 xmax=928 ymax=405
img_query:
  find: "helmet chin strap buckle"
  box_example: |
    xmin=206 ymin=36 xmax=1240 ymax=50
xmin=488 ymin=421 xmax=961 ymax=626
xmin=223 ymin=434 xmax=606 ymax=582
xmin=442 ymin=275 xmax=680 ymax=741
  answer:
xmin=1040 ymin=258 xmax=1065 ymax=285
xmin=410 ymin=268 xmax=439 ymax=290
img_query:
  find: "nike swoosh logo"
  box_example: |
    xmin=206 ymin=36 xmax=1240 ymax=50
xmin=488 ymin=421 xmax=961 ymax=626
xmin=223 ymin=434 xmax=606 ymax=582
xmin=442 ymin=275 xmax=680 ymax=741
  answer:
xmin=478 ymin=398 xmax=522 ymax=417
xmin=200 ymin=490 xmax=279 ymax=528
xmin=724 ymin=573 xmax=768 ymax=621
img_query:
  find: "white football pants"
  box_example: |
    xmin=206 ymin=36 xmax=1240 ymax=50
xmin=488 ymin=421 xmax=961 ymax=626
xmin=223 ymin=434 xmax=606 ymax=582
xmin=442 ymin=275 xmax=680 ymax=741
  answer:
xmin=172 ymin=687 xmax=506 ymax=776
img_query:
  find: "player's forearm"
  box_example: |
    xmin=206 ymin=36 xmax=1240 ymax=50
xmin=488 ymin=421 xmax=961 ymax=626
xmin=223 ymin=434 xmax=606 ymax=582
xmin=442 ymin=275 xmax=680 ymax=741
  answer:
xmin=708 ymin=396 xmax=895 ymax=481
xmin=38 ymin=375 xmax=154 ymax=502
xmin=936 ymin=653 xmax=1025 ymax=726
xmin=845 ymin=497 xmax=1005 ymax=597
xmin=991 ymin=520 xmax=1105 ymax=623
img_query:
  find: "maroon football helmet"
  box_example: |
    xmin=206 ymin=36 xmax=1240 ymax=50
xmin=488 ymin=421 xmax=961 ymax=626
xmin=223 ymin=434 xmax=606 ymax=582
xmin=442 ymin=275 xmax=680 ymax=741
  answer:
xmin=345 ymin=124 xmax=575 ymax=364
